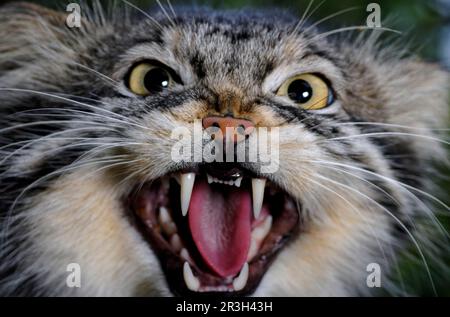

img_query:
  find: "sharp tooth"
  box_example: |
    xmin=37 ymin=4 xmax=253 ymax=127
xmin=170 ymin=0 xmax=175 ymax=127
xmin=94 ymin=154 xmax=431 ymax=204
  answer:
xmin=207 ymin=174 xmax=213 ymax=184
xmin=234 ymin=177 xmax=243 ymax=187
xmin=180 ymin=173 xmax=195 ymax=216
xmin=183 ymin=262 xmax=200 ymax=292
xmin=252 ymin=215 xmax=273 ymax=241
xmin=251 ymin=178 xmax=266 ymax=219
xmin=232 ymin=263 xmax=249 ymax=291
xmin=159 ymin=207 xmax=177 ymax=235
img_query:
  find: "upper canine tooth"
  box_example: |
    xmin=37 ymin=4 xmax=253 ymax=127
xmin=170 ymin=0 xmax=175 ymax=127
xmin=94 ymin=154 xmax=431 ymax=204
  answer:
xmin=252 ymin=178 xmax=266 ymax=219
xmin=180 ymin=173 xmax=195 ymax=217
xmin=232 ymin=263 xmax=249 ymax=291
xmin=183 ymin=262 xmax=200 ymax=292
xmin=207 ymin=174 xmax=213 ymax=184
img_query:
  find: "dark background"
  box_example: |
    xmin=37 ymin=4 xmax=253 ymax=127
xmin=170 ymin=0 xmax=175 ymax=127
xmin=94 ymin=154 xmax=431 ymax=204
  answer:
xmin=1 ymin=0 xmax=449 ymax=297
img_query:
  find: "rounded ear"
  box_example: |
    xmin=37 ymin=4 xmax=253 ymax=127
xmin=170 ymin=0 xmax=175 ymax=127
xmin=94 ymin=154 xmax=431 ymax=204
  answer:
xmin=383 ymin=61 xmax=449 ymax=160
xmin=378 ymin=59 xmax=450 ymax=161
xmin=0 ymin=2 xmax=72 ymax=76
xmin=384 ymin=60 xmax=449 ymax=132
xmin=0 ymin=2 xmax=95 ymax=90
xmin=343 ymin=51 xmax=449 ymax=161
xmin=0 ymin=2 xmax=68 ymax=26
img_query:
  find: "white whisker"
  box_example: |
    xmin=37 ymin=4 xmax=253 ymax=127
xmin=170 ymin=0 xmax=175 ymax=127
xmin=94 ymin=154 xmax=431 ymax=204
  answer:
xmin=319 ymin=132 xmax=449 ymax=145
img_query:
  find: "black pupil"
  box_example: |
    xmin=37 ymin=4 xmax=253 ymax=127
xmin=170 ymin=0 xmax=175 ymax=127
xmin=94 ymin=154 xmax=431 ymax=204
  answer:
xmin=144 ymin=68 xmax=170 ymax=93
xmin=287 ymin=79 xmax=313 ymax=104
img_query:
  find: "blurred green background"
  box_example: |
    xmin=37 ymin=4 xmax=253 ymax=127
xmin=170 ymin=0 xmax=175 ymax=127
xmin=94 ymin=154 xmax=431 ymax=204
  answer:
xmin=4 ymin=0 xmax=450 ymax=296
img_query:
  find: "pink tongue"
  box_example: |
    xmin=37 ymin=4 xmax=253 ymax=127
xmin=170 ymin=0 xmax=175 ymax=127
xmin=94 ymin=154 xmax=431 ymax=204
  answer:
xmin=188 ymin=179 xmax=252 ymax=278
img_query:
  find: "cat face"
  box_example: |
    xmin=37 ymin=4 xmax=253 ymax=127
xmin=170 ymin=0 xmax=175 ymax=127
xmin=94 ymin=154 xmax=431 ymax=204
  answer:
xmin=0 ymin=3 xmax=448 ymax=296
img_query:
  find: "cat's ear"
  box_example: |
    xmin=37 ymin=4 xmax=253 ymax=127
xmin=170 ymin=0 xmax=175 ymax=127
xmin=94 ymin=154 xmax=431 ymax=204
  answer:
xmin=0 ymin=2 xmax=90 ymax=86
xmin=381 ymin=60 xmax=449 ymax=159
xmin=346 ymin=55 xmax=449 ymax=159
xmin=0 ymin=2 xmax=69 ymax=27
xmin=384 ymin=60 xmax=449 ymax=130
xmin=0 ymin=2 xmax=76 ymax=47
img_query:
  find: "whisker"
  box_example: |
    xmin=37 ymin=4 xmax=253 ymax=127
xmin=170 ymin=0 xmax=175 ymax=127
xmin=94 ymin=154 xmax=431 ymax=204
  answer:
xmin=289 ymin=0 xmax=318 ymax=37
xmin=309 ymin=159 xmax=450 ymax=211
xmin=303 ymin=6 xmax=360 ymax=35
xmin=0 ymin=88 xmax=151 ymax=130
xmin=69 ymin=61 xmax=119 ymax=86
xmin=319 ymin=132 xmax=449 ymax=145
xmin=0 ymin=127 xmax=119 ymax=167
xmin=166 ymin=0 xmax=177 ymax=19
xmin=315 ymin=163 xmax=450 ymax=239
xmin=10 ymin=108 xmax=142 ymax=130
xmin=0 ymin=120 xmax=116 ymax=135
xmin=74 ymin=158 xmax=145 ymax=184
xmin=156 ymin=0 xmax=176 ymax=27
xmin=121 ymin=0 xmax=163 ymax=30
xmin=332 ymin=122 xmax=450 ymax=132
xmin=311 ymin=26 xmax=402 ymax=42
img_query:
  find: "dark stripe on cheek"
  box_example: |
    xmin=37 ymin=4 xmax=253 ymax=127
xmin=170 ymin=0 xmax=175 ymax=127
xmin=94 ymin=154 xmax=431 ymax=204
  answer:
xmin=0 ymin=146 xmax=90 ymax=216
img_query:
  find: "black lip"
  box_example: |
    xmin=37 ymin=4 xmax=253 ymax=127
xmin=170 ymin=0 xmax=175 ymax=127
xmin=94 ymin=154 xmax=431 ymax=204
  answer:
xmin=126 ymin=165 xmax=301 ymax=297
xmin=203 ymin=163 xmax=247 ymax=180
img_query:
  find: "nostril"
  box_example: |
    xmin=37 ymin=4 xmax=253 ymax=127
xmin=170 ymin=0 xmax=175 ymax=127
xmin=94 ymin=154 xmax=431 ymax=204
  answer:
xmin=203 ymin=116 xmax=255 ymax=142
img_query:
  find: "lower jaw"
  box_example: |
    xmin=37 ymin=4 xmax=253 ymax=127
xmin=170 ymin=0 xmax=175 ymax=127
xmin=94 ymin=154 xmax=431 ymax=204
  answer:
xmin=127 ymin=170 xmax=300 ymax=296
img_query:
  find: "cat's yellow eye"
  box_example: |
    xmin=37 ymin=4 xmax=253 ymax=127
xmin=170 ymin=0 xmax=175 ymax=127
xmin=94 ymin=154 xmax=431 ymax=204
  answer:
xmin=128 ymin=63 xmax=173 ymax=96
xmin=277 ymin=74 xmax=334 ymax=110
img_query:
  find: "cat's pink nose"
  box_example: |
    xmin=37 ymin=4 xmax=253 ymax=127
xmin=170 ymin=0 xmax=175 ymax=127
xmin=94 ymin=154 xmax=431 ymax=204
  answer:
xmin=202 ymin=116 xmax=255 ymax=143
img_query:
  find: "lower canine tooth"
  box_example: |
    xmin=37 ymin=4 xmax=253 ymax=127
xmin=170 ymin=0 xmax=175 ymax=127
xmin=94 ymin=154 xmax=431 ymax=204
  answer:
xmin=233 ymin=263 xmax=249 ymax=291
xmin=183 ymin=262 xmax=200 ymax=292
xmin=252 ymin=178 xmax=266 ymax=219
xmin=207 ymin=174 xmax=213 ymax=184
xmin=180 ymin=173 xmax=195 ymax=216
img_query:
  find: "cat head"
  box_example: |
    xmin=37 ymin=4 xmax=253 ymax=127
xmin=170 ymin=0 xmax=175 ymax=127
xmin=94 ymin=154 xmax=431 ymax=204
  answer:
xmin=0 ymin=2 xmax=448 ymax=296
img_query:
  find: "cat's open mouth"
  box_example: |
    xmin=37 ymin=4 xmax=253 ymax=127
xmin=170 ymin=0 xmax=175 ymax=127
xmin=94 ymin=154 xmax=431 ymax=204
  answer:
xmin=127 ymin=163 xmax=300 ymax=296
